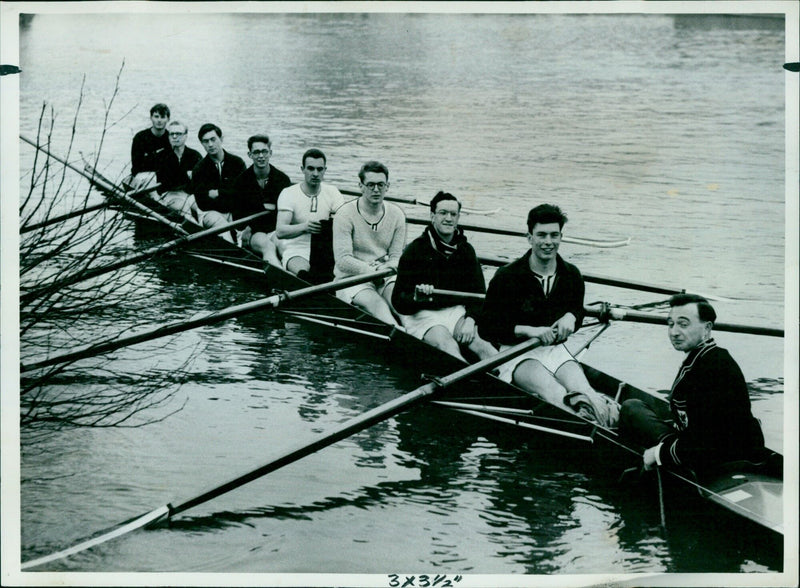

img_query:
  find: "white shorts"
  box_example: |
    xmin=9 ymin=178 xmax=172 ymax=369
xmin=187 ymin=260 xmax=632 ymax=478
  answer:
xmin=399 ymin=305 xmax=467 ymax=340
xmin=495 ymin=342 xmax=576 ymax=384
xmin=336 ymin=276 xmax=396 ymax=304
xmin=281 ymin=241 xmax=309 ymax=269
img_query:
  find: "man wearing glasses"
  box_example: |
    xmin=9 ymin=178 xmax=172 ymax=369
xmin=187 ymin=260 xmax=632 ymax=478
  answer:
xmin=154 ymin=120 xmax=202 ymax=214
xmin=216 ymin=134 xmax=292 ymax=266
xmin=332 ymin=161 xmax=405 ymax=325
xmin=392 ymin=191 xmax=496 ymax=362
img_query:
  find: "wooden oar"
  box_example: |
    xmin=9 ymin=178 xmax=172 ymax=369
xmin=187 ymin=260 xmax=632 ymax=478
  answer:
xmin=422 ymin=289 xmax=783 ymax=338
xmin=583 ymin=306 xmax=784 ymax=338
xmin=339 ymin=187 xmax=501 ymax=215
xmin=20 ymin=211 xmax=271 ymax=305
xmin=19 ymin=135 xmax=187 ymax=236
xmin=478 ymin=254 xmax=735 ymax=302
xmin=20 ymin=268 xmax=396 ymax=373
xmin=408 ymin=217 xmax=631 ymax=248
xmin=21 ymin=336 xmax=542 ymax=570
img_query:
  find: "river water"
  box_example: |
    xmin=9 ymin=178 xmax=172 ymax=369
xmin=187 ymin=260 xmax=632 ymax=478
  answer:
xmin=8 ymin=5 xmax=797 ymax=585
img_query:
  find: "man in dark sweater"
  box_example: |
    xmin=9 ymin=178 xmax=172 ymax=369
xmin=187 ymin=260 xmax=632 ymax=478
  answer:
xmin=154 ymin=120 xmax=202 ymax=214
xmin=479 ymin=204 xmax=616 ymax=426
xmin=392 ymin=191 xmax=496 ymax=362
xmin=130 ymin=103 xmax=171 ymax=189
xmin=188 ymin=123 xmax=246 ymax=234
xmin=619 ymin=294 xmax=765 ymax=473
xmin=220 ymin=135 xmax=292 ymax=266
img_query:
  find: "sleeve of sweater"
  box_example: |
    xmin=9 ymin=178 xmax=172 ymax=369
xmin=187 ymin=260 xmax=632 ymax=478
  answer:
xmin=563 ymin=264 xmax=586 ymax=331
xmin=386 ymin=205 xmax=406 ymax=268
xmin=391 ymin=241 xmax=427 ymax=315
xmin=461 ymin=245 xmax=487 ymax=319
xmin=478 ymin=267 xmax=521 ymax=345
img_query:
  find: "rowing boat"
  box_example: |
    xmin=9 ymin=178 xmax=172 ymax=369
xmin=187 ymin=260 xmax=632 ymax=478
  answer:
xmin=86 ymin=171 xmax=785 ymax=542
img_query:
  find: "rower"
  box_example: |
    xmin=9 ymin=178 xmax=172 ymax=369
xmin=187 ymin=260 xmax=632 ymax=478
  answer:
xmin=391 ymin=191 xmax=496 ymax=362
xmin=332 ymin=161 xmax=405 ymax=326
xmin=478 ymin=204 xmax=618 ymax=427
xmin=154 ymin=120 xmax=202 ymax=215
xmin=275 ymin=148 xmax=344 ymax=279
xmin=218 ymin=134 xmax=292 ymax=267
xmin=187 ymin=123 xmax=246 ymax=241
xmin=129 ymin=103 xmax=171 ymax=190
xmin=619 ymin=294 xmax=766 ymax=473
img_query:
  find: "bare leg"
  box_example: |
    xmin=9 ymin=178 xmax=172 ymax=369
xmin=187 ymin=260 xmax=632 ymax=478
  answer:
xmin=352 ymin=288 xmax=399 ymax=325
xmin=512 ymin=358 xmax=567 ymax=406
xmin=454 ymin=316 xmax=497 ymax=361
xmin=201 ymin=210 xmax=234 ymax=243
xmin=422 ymin=325 xmax=467 ymax=361
xmin=285 ymin=256 xmax=310 ymax=276
xmin=250 ymin=231 xmax=282 ymax=267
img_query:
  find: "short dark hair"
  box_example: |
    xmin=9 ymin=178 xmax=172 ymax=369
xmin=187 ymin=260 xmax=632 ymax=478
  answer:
xmin=527 ymin=204 xmax=567 ymax=233
xmin=302 ymin=148 xmax=326 ymax=167
xmin=358 ymin=161 xmax=389 ymax=183
xmin=150 ymin=103 xmax=170 ymax=118
xmin=669 ymin=293 xmax=717 ymax=324
xmin=430 ymin=191 xmax=460 ymax=213
xmin=248 ymin=134 xmax=271 ymax=151
xmin=198 ymin=123 xmax=222 ymax=141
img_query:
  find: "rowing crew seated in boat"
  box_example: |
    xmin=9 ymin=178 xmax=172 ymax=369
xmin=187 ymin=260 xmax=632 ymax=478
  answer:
xmin=478 ymin=204 xmax=619 ymax=428
xmin=332 ymin=161 xmax=406 ymax=326
xmin=619 ymin=294 xmax=767 ymax=474
xmin=276 ymin=149 xmax=345 ymax=280
xmin=391 ymin=191 xmax=496 ymax=362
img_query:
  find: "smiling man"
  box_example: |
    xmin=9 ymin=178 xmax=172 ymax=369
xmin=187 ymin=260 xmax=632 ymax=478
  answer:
xmin=619 ymin=294 xmax=766 ymax=473
xmin=479 ymin=204 xmax=616 ymax=425
xmin=392 ymin=191 xmax=496 ymax=362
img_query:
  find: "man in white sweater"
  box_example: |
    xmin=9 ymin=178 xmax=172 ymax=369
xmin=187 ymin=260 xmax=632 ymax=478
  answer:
xmin=332 ymin=161 xmax=406 ymax=325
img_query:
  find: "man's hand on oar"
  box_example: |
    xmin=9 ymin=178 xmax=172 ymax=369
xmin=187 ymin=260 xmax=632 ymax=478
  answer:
xmin=21 ymin=269 xmax=397 ymax=373
xmin=21 ymin=336 xmax=542 ymax=570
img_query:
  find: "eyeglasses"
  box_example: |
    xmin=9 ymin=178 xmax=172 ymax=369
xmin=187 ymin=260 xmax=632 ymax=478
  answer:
xmin=251 ymin=149 xmax=270 ymax=156
xmin=434 ymin=210 xmax=459 ymax=218
xmin=364 ymin=182 xmax=387 ymax=191
xmin=168 ymin=131 xmax=186 ymax=137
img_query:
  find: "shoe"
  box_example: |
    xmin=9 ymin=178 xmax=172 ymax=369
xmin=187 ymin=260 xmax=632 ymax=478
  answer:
xmin=563 ymin=391 xmax=601 ymax=424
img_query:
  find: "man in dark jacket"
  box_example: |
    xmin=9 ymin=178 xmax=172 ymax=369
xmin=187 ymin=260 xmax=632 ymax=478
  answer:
xmin=392 ymin=191 xmax=496 ymax=362
xmin=188 ymin=123 xmax=246 ymax=232
xmin=619 ymin=293 xmax=765 ymax=473
xmin=130 ymin=103 xmax=171 ymax=189
xmin=479 ymin=204 xmax=616 ymax=426
xmin=220 ymin=134 xmax=292 ymax=266
xmin=154 ymin=120 xmax=202 ymax=214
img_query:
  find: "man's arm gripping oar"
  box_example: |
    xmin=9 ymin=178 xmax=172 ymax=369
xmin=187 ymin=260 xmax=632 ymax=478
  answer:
xmin=21 ymin=336 xmax=542 ymax=570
